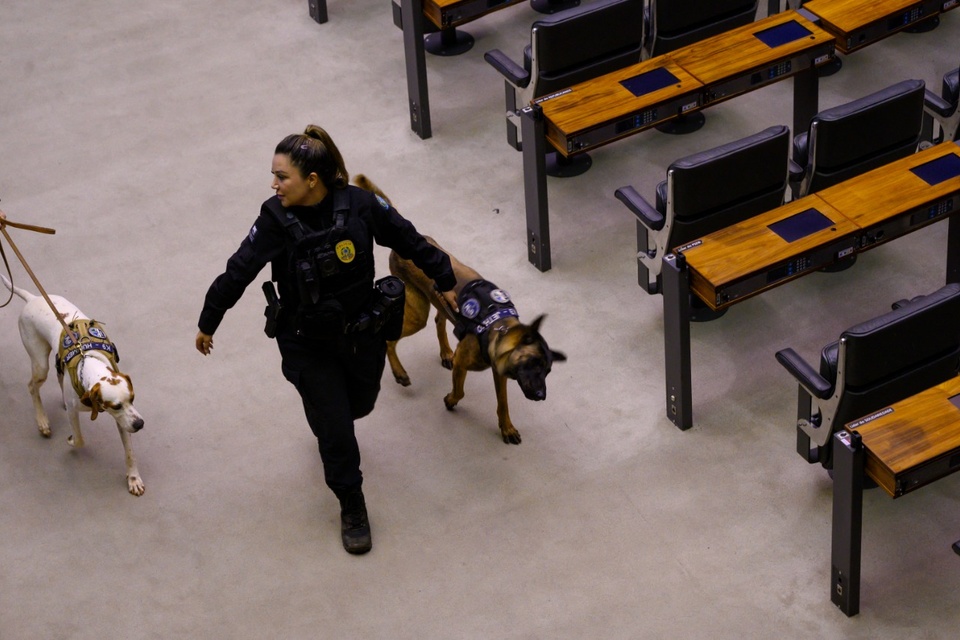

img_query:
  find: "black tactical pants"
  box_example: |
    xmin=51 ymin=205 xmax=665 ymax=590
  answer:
xmin=279 ymin=331 xmax=387 ymax=497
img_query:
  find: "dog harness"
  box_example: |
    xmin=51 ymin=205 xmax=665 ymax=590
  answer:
xmin=454 ymin=279 xmax=519 ymax=364
xmin=56 ymin=319 xmax=120 ymax=399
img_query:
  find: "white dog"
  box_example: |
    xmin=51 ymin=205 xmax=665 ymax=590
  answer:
xmin=2 ymin=275 xmax=145 ymax=495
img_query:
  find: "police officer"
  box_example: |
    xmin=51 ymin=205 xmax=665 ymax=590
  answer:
xmin=195 ymin=125 xmax=458 ymax=555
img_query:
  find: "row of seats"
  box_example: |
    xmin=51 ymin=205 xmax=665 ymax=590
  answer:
xmin=484 ymin=0 xmax=760 ymax=150
xmin=615 ymin=78 xmax=929 ymax=299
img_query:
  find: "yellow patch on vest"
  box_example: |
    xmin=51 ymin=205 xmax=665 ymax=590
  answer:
xmin=336 ymin=240 xmax=356 ymax=263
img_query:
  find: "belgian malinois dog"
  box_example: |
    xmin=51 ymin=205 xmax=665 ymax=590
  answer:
xmin=353 ymin=176 xmax=566 ymax=444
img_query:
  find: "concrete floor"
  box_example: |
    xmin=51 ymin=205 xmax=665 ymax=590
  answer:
xmin=1 ymin=1 xmax=959 ymax=638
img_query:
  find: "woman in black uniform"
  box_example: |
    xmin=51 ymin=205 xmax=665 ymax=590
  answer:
xmin=195 ymin=125 xmax=458 ymax=555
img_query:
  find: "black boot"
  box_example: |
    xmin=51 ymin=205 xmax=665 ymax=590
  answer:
xmin=338 ymin=489 xmax=372 ymax=555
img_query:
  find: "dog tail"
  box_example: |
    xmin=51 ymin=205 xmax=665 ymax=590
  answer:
xmin=353 ymin=174 xmax=391 ymax=206
xmin=0 ymin=273 xmax=35 ymax=302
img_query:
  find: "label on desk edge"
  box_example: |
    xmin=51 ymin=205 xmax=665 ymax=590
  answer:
xmin=535 ymin=89 xmax=572 ymax=104
xmin=847 ymin=406 xmax=894 ymax=429
xmin=676 ymin=239 xmax=703 ymax=253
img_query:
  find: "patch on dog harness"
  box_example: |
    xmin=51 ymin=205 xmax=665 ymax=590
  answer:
xmin=454 ymin=280 xmax=519 ymax=364
xmin=56 ymin=319 xmax=120 ymax=399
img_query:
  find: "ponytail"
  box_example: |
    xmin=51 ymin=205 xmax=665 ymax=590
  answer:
xmin=274 ymin=125 xmax=349 ymax=189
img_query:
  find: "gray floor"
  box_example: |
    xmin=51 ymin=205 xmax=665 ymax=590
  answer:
xmin=1 ymin=1 xmax=958 ymax=637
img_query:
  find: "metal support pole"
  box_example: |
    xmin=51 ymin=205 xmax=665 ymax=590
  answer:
xmin=521 ymin=105 xmax=551 ymax=271
xmin=308 ymin=0 xmax=328 ymax=23
xmin=793 ymin=64 xmax=820 ymax=143
xmin=948 ymin=213 xmax=960 ymax=284
xmin=401 ymin=0 xmax=432 ymax=139
xmin=662 ymin=253 xmax=693 ymax=430
xmin=831 ymin=429 xmax=864 ymax=617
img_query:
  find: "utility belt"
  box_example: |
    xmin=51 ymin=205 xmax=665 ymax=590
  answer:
xmin=263 ymin=275 xmax=405 ymax=342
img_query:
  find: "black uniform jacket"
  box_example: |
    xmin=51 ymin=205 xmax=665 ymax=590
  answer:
xmin=198 ymin=186 xmax=455 ymax=338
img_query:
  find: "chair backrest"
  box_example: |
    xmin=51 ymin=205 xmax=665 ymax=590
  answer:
xmin=528 ymin=0 xmax=643 ymax=98
xmin=660 ymin=125 xmax=791 ymax=247
xmin=803 ymin=79 xmax=925 ymax=193
xmin=823 ymin=283 xmax=960 ymax=429
xmin=646 ymin=0 xmax=758 ymax=57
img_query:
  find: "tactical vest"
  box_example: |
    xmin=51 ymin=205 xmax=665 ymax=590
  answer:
xmin=454 ymin=279 xmax=519 ymax=363
xmin=266 ymin=189 xmax=375 ymax=339
xmin=56 ymin=319 xmax=120 ymax=398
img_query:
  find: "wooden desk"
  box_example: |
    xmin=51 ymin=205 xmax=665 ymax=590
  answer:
xmin=536 ymin=58 xmax=703 ymax=157
xmin=803 ymin=0 xmax=942 ymax=53
xmin=520 ymin=10 xmax=835 ymax=271
xmin=830 ymin=376 xmax=960 ymax=615
xmin=662 ymin=142 xmax=960 ymax=430
xmin=425 ymin=0 xmax=526 ymax=28
xmin=817 ymin=143 xmax=960 ymax=257
xmin=680 ymin=196 xmax=859 ymax=310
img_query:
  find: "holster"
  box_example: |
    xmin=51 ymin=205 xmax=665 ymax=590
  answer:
xmin=262 ymin=281 xmax=282 ymax=338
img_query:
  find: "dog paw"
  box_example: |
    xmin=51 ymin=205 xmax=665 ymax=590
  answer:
xmin=501 ymin=429 xmax=522 ymax=445
xmin=443 ymin=394 xmax=459 ymax=411
xmin=127 ymin=475 xmax=145 ymax=496
xmin=66 ymin=434 xmax=85 ymax=448
xmin=394 ymin=374 xmax=411 ymax=387
xmin=37 ymin=423 xmax=51 ymax=438
xmin=440 ymin=357 xmax=453 ymax=371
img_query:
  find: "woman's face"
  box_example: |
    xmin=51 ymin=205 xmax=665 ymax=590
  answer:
xmin=271 ymin=154 xmax=323 ymax=207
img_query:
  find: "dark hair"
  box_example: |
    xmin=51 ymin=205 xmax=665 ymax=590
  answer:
xmin=274 ymin=125 xmax=348 ymax=189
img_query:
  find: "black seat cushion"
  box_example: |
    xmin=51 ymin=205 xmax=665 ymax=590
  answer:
xmin=654 ymin=125 xmax=790 ymax=245
xmin=818 ymin=283 xmax=960 ymax=424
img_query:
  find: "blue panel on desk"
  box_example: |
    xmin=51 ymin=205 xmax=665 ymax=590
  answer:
xmin=910 ymin=153 xmax=960 ymax=186
xmin=754 ymin=20 xmax=813 ymax=48
xmin=619 ymin=67 xmax=680 ymax=98
xmin=768 ymin=208 xmax=834 ymax=242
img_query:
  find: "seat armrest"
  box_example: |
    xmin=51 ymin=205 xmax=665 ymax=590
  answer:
xmin=925 ymin=88 xmax=956 ymax=118
xmin=792 ymin=132 xmax=809 ymax=164
xmin=775 ymin=348 xmax=833 ymax=400
xmin=788 ymin=158 xmax=805 ymax=183
xmin=484 ymin=50 xmax=530 ymax=89
xmin=615 ymin=186 xmax=665 ymax=231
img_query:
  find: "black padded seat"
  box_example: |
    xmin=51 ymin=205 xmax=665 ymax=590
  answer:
xmin=643 ymin=0 xmax=758 ymax=58
xmin=791 ymin=79 xmax=926 ymax=198
xmin=615 ymin=125 xmax=794 ymax=309
xmin=776 ymin=283 xmax=960 ymax=468
xmin=484 ymin=0 xmax=643 ymax=154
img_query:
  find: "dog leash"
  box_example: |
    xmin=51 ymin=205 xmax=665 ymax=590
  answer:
xmin=0 ymin=210 xmax=76 ymax=341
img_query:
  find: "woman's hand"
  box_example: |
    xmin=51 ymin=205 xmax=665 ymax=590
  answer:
xmin=440 ymin=289 xmax=459 ymax=314
xmin=196 ymin=331 xmax=214 ymax=355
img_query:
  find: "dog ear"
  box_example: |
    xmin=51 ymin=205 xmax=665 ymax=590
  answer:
xmin=551 ymin=349 xmax=568 ymax=362
xmin=81 ymin=383 xmax=102 ymax=420
xmin=529 ymin=314 xmax=546 ymax=333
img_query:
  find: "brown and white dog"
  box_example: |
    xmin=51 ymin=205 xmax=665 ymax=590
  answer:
xmin=2 ymin=274 xmax=145 ymax=495
xmin=352 ymin=175 xmax=566 ymax=444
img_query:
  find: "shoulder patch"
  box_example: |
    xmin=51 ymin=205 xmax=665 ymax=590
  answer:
xmin=248 ymin=223 xmax=258 ymax=241
xmin=375 ymin=194 xmax=390 ymax=210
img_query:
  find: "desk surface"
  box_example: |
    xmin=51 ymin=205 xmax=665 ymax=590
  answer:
xmin=803 ymin=0 xmax=941 ymax=52
xmin=537 ymin=58 xmax=702 ymax=154
xmin=666 ymin=10 xmax=832 ymax=85
xmin=679 ymin=196 xmax=859 ymax=308
xmin=535 ymin=10 xmax=832 ymax=155
xmin=803 ymin=0 xmax=927 ymax=31
xmin=848 ymin=376 xmax=960 ymax=497
xmin=817 ymin=142 xmax=960 ymax=229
